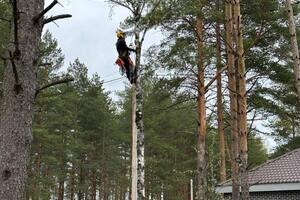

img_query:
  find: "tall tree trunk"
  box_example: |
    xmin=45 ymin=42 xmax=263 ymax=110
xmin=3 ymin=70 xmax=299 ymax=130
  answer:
xmin=58 ymin=180 xmax=64 ymax=200
xmin=91 ymin=170 xmax=97 ymax=200
xmin=134 ymin=29 xmax=146 ymax=200
xmin=216 ymin=1 xmax=226 ymax=183
xmin=286 ymin=0 xmax=300 ymax=99
xmin=78 ymin=165 xmax=84 ymax=200
xmin=0 ymin=1 xmax=44 ymax=199
xmin=233 ymin=0 xmax=249 ymax=199
xmin=196 ymin=15 xmax=207 ymax=200
xmin=131 ymin=89 xmax=138 ymax=200
xmin=70 ymin=164 xmax=75 ymax=200
xmin=225 ymin=1 xmax=240 ymax=199
xmin=131 ymin=3 xmax=146 ymax=198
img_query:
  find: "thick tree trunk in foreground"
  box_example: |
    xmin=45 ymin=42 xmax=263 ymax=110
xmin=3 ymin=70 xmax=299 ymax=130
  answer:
xmin=216 ymin=11 xmax=226 ymax=184
xmin=0 ymin=1 xmax=44 ymax=199
xmin=196 ymin=16 xmax=207 ymax=200
xmin=225 ymin=1 xmax=240 ymax=199
xmin=233 ymin=0 xmax=249 ymax=199
xmin=286 ymin=0 xmax=300 ymax=99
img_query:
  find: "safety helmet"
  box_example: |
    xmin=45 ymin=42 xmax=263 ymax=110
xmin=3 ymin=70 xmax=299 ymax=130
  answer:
xmin=116 ymin=30 xmax=125 ymax=38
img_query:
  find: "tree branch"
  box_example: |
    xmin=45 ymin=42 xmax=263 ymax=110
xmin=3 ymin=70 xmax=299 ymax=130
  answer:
xmin=33 ymin=0 xmax=58 ymax=23
xmin=9 ymin=51 xmax=22 ymax=93
xmin=204 ymin=66 xmax=227 ymax=93
xmin=110 ymin=0 xmax=134 ymax=13
xmin=0 ymin=17 xmax=10 ymax=22
xmin=12 ymin=0 xmax=20 ymax=56
xmin=38 ymin=62 xmax=52 ymax=67
xmin=36 ymin=77 xmax=74 ymax=96
xmin=43 ymin=14 xmax=72 ymax=25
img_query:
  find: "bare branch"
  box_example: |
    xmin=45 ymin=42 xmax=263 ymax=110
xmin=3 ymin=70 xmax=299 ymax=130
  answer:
xmin=9 ymin=51 xmax=22 ymax=93
xmin=33 ymin=0 xmax=58 ymax=23
xmin=110 ymin=0 xmax=134 ymax=13
xmin=245 ymin=77 xmax=259 ymax=96
xmin=0 ymin=17 xmax=10 ymax=22
xmin=12 ymin=0 xmax=20 ymax=55
xmin=43 ymin=14 xmax=72 ymax=25
xmin=38 ymin=62 xmax=52 ymax=67
xmin=248 ymin=110 xmax=257 ymax=134
xmin=204 ymin=66 xmax=227 ymax=93
xmin=35 ymin=77 xmax=74 ymax=96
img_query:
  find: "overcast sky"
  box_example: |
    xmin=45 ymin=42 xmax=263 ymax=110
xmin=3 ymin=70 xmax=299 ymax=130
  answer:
xmin=44 ymin=0 xmax=277 ymax=151
xmin=44 ymin=0 xmax=161 ymax=97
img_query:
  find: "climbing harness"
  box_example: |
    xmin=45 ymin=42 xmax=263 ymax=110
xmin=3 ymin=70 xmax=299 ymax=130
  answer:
xmin=115 ymin=56 xmax=135 ymax=83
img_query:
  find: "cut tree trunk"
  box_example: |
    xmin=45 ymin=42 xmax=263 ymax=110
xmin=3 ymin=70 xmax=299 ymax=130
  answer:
xmin=196 ymin=16 xmax=207 ymax=200
xmin=0 ymin=1 xmax=44 ymax=199
xmin=225 ymin=1 xmax=240 ymax=199
xmin=286 ymin=0 xmax=300 ymax=99
xmin=233 ymin=0 xmax=249 ymax=199
xmin=134 ymin=30 xmax=146 ymax=200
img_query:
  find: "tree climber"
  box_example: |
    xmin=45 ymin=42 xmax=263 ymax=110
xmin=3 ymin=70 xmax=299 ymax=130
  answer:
xmin=115 ymin=30 xmax=136 ymax=83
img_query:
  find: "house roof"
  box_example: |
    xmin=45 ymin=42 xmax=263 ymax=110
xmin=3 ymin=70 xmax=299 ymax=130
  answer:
xmin=247 ymin=147 xmax=300 ymax=185
xmin=216 ymin=148 xmax=300 ymax=193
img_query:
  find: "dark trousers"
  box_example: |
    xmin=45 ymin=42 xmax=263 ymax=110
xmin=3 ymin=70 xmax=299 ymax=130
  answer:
xmin=120 ymin=57 xmax=131 ymax=80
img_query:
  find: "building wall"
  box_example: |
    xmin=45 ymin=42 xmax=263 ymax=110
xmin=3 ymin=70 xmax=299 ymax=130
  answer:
xmin=224 ymin=191 xmax=300 ymax=200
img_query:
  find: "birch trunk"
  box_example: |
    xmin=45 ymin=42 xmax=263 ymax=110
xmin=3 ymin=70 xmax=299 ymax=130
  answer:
xmin=131 ymin=88 xmax=138 ymax=200
xmin=225 ymin=1 xmax=240 ymax=199
xmin=196 ymin=16 xmax=207 ymax=200
xmin=0 ymin=1 xmax=44 ymax=199
xmin=286 ymin=0 xmax=300 ymax=99
xmin=233 ymin=0 xmax=249 ymax=199
xmin=216 ymin=7 xmax=226 ymax=183
xmin=134 ymin=29 xmax=145 ymax=200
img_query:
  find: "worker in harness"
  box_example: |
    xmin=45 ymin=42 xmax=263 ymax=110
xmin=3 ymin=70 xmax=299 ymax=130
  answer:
xmin=115 ymin=30 xmax=136 ymax=83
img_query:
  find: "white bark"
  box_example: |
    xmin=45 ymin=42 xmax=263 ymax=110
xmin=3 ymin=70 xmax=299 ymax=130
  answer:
xmin=131 ymin=89 xmax=138 ymax=200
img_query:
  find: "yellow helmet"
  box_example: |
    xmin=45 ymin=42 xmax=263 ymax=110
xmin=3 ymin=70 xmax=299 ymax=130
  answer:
xmin=116 ymin=30 xmax=125 ymax=38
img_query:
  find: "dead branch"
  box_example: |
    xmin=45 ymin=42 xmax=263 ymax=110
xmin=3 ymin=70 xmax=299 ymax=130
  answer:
xmin=0 ymin=17 xmax=10 ymax=22
xmin=110 ymin=0 xmax=134 ymax=13
xmin=248 ymin=110 xmax=257 ymax=134
xmin=43 ymin=14 xmax=72 ymax=25
xmin=9 ymin=51 xmax=22 ymax=93
xmin=33 ymin=0 xmax=58 ymax=23
xmin=12 ymin=0 xmax=20 ymax=55
xmin=35 ymin=77 xmax=74 ymax=96
xmin=245 ymin=77 xmax=259 ymax=95
xmin=38 ymin=62 xmax=52 ymax=67
xmin=204 ymin=66 xmax=227 ymax=93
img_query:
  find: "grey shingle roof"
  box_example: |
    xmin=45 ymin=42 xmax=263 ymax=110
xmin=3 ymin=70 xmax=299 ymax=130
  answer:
xmin=247 ymin=148 xmax=300 ymax=184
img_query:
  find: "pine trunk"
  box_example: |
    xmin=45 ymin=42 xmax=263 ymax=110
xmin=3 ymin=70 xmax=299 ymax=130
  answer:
xmin=225 ymin=1 xmax=240 ymax=199
xmin=70 ymin=165 xmax=75 ymax=200
xmin=58 ymin=180 xmax=64 ymax=200
xmin=286 ymin=0 xmax=300 ymax=99
xmin=233 ymin=0 xmax=249 ymax=199
xmin=0 ymin=1 xmax=44 ymax=199
xmin=196 ymin=16 xmax=207 ymax=200
xmin=91 ymin=170 xmax=97 ymax=200
xmin=216 ymin=8 xmax=226 ymax=183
